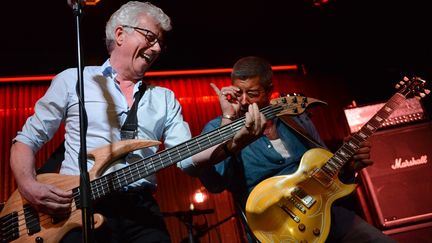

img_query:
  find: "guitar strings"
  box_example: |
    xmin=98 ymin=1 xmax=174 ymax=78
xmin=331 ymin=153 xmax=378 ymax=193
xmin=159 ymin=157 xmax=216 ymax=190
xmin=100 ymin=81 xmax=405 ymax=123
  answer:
xmin=2 ymin=195 xmax=79 ymax=240
xmin=86 ymin=104 xmax=283 ymax=198
xmin=2 ymin=99 xmax=295 ymax=240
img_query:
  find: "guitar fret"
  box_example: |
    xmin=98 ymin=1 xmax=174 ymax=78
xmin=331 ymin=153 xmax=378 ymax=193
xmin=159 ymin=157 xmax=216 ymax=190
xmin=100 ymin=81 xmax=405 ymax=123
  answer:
xmin=115 ymin=172 xmax=122 ymax=190
xmin=131 ymin=163 xmax=137 ymax=182
xmin=347 ymin=141 xmax=359 ymax=150
xmin=325 ymin=164 xmax=336 ymax=177
xmin=84 ymin=98 xmax=305 ymax=205
xmin=357 ymin=131 xmax=367 ymax=139
xmin=383 ymin=105 xmax=393 ymax=113
xmin=368 ymin=118 xmax=381 ymax=129
xmin=94 ymin=182 xmax=100 ymax=199
xmin=339 ymin=149 xmax=353 ymax=163
xmin=327 ymin=160 xmax=340 ymax=170
xmin=195 ymin=140 xmax=201 ymax=150
xmin=176 ymin=146 xmax=182 ymax=161
xmin=206 ymin=134 xmax=212 ymax=147
xmin=102 ymin=176 xmax=108 ymax=197
xmin=332 ymin=157 xmax=344 ymax=166
xmin=334 ymin=153 xmax=348 ymax=164
xmin=136 ymin=163 xmax=141 ymax=179
xmin=321 ymin=165 xmax=332 ymax=176
xmin=157 ymin=153 xmax=162 ymax=170
xmin=351 ymin=135 xmax=363 ymax=145
xmin=341 ymin=145 xmax=355 ymax=156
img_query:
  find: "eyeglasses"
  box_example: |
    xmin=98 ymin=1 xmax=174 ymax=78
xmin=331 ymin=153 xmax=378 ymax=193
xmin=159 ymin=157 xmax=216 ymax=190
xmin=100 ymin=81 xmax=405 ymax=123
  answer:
xmin=237 ymin=89 xmax=266 ymax=99
xmin=122 ymin=25 xmax=165 ymax=48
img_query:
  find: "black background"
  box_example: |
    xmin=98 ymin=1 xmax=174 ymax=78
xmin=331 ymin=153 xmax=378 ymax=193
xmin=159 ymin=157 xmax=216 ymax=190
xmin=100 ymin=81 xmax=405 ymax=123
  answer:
xmin=1 ymin=0 xmax=431 ymax=108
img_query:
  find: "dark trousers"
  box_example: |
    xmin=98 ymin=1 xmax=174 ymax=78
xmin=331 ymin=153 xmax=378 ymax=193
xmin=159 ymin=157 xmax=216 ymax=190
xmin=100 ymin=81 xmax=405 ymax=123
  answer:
xmin=60 ymin=189 xmax=170 ymax=243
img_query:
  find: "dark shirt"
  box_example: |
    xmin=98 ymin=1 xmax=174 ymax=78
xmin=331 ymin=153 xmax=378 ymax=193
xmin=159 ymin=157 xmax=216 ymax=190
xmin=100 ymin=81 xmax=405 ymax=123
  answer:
xmin=198 ymin=113 xmax=326 ymax=208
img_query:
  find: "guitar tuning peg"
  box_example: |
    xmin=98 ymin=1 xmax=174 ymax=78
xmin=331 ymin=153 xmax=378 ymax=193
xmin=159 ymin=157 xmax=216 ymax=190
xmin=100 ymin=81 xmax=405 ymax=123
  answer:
xmin=395 ymin=84 xmax=400 ymax=89
xmin=403 ymin=76 xmax=410 ymax=81
xmin=399 ymin=80 xmax=405 ymax=85
xmin=425 ymin=89 xmax=431 ymax=95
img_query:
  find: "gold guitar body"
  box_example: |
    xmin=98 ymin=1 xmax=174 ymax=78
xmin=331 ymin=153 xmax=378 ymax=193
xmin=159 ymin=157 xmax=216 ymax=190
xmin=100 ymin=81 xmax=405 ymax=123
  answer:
xmin=0 ymin=139 xmax=160 ymax=243
xmin=245 ymin=148 xmax=357 ymax=243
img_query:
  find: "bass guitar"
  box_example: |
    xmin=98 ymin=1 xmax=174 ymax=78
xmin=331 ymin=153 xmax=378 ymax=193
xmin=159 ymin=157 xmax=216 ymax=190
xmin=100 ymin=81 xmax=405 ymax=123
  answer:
xmin=245 ymin=76 xmax=430 ymax=243
xmin=0 ymin=94 xmax=325 ymax=243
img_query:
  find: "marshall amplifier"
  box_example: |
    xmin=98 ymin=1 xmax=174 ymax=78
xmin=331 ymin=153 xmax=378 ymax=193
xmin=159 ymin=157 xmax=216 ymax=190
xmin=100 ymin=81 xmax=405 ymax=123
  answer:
xmin=383 ymin=221 xmax=432 ymax=243
xmin=358 ymin=121 xmax=432 ymax=229
xmin=344 ymin=98 xmax=427 ymax=133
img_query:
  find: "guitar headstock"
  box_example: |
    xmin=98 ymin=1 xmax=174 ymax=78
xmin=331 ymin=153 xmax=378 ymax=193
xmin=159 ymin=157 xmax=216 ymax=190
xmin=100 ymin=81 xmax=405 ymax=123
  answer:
xmin=396 ymin=76 xmax=431 ymax=99
xmin=271 ymin=93 xmax=327 ymax=116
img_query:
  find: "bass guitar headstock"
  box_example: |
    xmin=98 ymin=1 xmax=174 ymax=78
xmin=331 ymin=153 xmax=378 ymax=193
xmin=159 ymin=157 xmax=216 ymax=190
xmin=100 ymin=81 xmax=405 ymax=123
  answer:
xmin=271 ymin=93 xmax=327 ymax=116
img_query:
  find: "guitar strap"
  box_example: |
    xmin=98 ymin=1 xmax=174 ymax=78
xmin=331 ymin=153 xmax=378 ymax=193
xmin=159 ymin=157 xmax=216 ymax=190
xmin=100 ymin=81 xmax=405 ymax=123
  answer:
xmin=278 ymin=114 xmax=324 ymax=148
xmin=120 ymin=83 xmax=147 ymax=140
xmin=38 ymin=82 xmax=148 ymax=174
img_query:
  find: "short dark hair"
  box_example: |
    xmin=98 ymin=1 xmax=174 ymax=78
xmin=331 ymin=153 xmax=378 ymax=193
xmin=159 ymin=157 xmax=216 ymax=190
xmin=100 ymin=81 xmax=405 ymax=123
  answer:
xmin=231 ymin=56 xmax=273 ymax=92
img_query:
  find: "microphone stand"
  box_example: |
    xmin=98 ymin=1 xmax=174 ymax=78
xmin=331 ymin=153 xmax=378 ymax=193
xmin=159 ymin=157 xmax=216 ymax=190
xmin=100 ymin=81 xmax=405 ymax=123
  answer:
xmin=70 ymin=1 xmax=94 ymax=242
xmin=163 ymin=209 xmax=215 ymax=243
xmin=191 ymin=213 xmax=237 ymax=242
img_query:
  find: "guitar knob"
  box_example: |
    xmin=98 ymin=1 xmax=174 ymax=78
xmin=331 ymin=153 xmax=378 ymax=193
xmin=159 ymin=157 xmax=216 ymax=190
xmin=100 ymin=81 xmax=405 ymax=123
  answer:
xmin=35 ymin=236 xmax=44 ymax=243
xmin=313 ymin=228 xmax=320 ymax=236
xmin=298 ymin=223 xmax=306 ymax=231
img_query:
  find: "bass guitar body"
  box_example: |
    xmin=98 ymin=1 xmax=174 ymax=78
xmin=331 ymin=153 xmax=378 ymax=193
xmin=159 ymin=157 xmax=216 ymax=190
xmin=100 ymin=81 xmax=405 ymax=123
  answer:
xmin=245 ymin=148 xmax=356 ymax=243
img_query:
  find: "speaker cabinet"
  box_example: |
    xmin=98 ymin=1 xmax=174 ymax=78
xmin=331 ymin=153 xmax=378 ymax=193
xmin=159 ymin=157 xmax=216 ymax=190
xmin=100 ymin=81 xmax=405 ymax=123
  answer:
xmin=383 ymin=221 xmax=432 ymax=243
xmin=359 ymin=122 xmax=432 ymax=229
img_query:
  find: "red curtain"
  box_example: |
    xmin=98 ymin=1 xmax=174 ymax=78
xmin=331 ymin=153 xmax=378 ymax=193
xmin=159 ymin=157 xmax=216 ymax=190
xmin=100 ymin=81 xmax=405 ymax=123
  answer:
xmin=0 ymin=70 xmax=352 ymax=242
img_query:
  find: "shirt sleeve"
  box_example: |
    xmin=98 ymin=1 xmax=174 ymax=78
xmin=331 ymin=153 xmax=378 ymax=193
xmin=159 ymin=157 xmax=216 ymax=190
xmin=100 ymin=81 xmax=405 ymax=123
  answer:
xmin=13 ymin=71 xmax=71 ymax=152
xmin=161 ymin=89 xmax=194 ymax=166
xmin=178 ymin=116 xmax=232 ymax=193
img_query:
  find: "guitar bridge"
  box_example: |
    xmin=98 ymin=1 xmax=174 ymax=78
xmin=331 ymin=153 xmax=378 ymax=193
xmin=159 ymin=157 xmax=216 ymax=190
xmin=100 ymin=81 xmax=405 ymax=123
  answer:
xmin=278 ymin=202 xmax=300 ymax=223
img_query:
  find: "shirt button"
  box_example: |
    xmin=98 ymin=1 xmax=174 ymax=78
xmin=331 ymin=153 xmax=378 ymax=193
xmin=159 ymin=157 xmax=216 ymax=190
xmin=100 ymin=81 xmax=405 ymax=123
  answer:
xmin=279 ymin=161 xmax=284 ymax=164
xmin=267 ymin=144 xmax=272 ymax=148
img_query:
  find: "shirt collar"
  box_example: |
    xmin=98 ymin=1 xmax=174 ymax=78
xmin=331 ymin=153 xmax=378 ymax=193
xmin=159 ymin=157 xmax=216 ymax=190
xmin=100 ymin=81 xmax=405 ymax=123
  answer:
xmin=101 ymin=59 xmax=116 ymax=79
xmin=101 ymin=59 xmax=144 ymax=94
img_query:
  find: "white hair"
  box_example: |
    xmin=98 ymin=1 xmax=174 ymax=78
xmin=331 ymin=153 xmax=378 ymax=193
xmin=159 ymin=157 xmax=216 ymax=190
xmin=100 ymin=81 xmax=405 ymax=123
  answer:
xmin=105 ymin=1 xmax=171 ymax=53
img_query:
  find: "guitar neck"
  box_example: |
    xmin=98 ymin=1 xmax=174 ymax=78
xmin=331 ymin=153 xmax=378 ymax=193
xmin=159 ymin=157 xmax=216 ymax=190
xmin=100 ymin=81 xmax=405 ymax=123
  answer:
xmin=84 ymin=104 xmax=284 ymax=202
xmin=323 ymin=93 xmax=407 ymax=176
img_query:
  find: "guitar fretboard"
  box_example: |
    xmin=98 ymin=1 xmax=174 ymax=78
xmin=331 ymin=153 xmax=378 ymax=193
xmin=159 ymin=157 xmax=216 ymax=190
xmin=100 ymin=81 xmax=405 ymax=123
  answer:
xmin=73 ymin=102 xmax=286 ymax=206
xmin=322 ymin=93 xmax=406 ymax=177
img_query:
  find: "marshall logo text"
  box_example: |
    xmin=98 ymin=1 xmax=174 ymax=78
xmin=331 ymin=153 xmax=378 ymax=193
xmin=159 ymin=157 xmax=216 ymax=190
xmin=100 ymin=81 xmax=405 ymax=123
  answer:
xmin=391 ymin=155 xmax=428 ymax=170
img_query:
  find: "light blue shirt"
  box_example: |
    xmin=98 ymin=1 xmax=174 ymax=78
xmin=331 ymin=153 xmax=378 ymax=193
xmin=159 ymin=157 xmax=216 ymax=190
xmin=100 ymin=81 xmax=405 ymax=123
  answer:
xmin=15 ymin=59 xmax=192 ymax=188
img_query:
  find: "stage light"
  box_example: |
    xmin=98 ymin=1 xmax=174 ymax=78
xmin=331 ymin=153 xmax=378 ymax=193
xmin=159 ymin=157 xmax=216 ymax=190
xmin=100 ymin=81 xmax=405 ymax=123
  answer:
xmin=193 ymin=190 xmax=206 ymax=203
xmin=192 ymin=187 xmax=208 ymax=204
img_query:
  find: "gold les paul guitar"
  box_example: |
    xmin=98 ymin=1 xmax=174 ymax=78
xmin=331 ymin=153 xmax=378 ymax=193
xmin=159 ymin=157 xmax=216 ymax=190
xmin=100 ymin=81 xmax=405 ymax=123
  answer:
xmin=0 ymin=94 xmax=325 ymax=243
xmin=245 ymin=77 xmax=430 ymax=243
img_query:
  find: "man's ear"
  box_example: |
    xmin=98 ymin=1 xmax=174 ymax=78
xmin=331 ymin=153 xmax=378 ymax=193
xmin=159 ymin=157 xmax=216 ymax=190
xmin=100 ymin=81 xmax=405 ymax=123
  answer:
xmin=115 ymin=26 xmax=126 ymax=45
